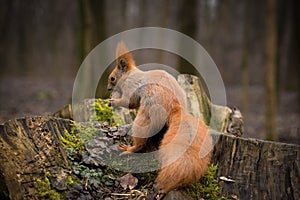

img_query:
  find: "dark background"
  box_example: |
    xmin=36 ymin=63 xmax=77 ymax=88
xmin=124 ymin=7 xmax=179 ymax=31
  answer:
xmin=0 ymin=0 xmax=299 ymax=143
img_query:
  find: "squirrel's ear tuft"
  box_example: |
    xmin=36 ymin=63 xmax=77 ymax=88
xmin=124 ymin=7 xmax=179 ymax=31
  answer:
xmin=116 ymin=41 xmax=130 ymax=57
xmin=116 ymin=41 xmax=135 ymax=71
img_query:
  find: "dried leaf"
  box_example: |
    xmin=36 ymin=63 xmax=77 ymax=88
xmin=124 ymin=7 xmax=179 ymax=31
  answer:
xmin=118 ymin=173 xmax=138 ymax=190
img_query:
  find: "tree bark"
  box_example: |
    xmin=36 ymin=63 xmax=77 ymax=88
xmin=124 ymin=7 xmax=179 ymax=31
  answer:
xmin=0 ymin=117 xmax=73 ymax=199
xmin=0 ymin=117 xmax=299 ymax=199
xmin=177 ymin=74 xmax=243 ymax=136
xmin=212 ymin=132 xmax=300 ymax=200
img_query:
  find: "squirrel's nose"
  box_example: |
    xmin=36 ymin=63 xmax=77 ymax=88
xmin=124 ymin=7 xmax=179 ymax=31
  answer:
xmin=107 ymin=85 xmax=113 ymax=91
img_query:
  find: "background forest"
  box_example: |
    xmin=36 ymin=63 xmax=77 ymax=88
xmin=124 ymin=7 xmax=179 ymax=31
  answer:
xmin=0 ymin=0 xmax=299 ymax=144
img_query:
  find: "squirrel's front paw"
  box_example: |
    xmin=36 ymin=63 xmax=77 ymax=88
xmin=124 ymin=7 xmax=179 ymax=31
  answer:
xmin=119 ymin=143 xmax=128 ymax=150
xmin=108 ymin=98 xmax=119 ymax=107
xmin=119 ymin=143 xmax=133 ymax=156
xmin=108 ymin=99 xmax=113 ymax=107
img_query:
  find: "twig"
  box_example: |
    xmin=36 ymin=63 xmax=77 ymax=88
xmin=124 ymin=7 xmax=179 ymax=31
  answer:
xmin=110 ymin=189 xmax=147 ymax=200
xmin=131 ymin=189 xmax=146 ymax=200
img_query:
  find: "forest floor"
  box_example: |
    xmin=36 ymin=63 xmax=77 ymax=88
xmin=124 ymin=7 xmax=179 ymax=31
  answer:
xmin=0 ymin=75 xmax=299 ymax=145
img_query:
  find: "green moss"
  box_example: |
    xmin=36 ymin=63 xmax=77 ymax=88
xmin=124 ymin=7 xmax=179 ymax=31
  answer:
xmin=184 ymin=164 xmax=233 ymax=200
xmin=36 ymin=175 xmax=63 ymax=200
xmin=45 ymin=171 xmax=51 ymax=178
xmin=66 ymin=174 xmax=80 ymax=185
xmin=91 ymin=99 xmax=122 ymax=125
xmin=75 ymin=122 xmax=99 ymax=143
xmin=60 ymin=128 xmax=85 ymax=161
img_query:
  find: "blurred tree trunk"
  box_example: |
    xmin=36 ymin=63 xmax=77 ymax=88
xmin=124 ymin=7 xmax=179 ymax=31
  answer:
xmin=79 ymin=0 xmax=106 ymax=58
xmin=158 ymin=0 xmax=169 ymax=64
xmin=264 ymin=0 xmax=278 ymax=141
xmin=78 ymin=0 xmax=106 ymax=98
xmin=79 ymin=0 xmax=97 ymax=60
xmin=292 ymin=0 xmax=300 ymax=102
xmin=241 ymin=0 xmax=250 ymax=119
xmin=177 ymin=0 xmax=198 ymax=74
xmin=178 ymin=0 xmax=198 ymax=38
xmin=77 ymin=0 xmax=94 ymax=100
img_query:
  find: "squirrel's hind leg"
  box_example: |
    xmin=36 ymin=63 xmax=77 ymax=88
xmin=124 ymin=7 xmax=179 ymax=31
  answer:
xmin=119 ymin=104 xmax=165 ymax=155
xmin=119 ymin=137 xmax=147 ymax=155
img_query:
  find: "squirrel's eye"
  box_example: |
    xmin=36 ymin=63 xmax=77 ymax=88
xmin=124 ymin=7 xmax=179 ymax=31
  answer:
xmin=110 ymin=76 xmax=115 ymax=82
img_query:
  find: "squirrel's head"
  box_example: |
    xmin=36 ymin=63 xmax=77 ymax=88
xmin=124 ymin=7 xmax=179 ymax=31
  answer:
xmin=107 ymin=68 xmax=119 ymax=91
xmin=107 ymin=41 xmax=136 ymax=91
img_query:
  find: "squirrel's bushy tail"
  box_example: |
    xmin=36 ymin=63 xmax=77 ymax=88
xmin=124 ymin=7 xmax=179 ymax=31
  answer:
xmin=154 ymin=114 xmax=212 ymax=193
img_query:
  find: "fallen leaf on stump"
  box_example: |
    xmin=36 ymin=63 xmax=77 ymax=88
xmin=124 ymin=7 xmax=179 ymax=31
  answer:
xmin=118 ymin=173 xmax=138 ymax=190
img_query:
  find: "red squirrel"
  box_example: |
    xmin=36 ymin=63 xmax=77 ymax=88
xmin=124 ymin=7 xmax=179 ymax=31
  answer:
xmin=107 ymin=41 xmax=212 ymax=194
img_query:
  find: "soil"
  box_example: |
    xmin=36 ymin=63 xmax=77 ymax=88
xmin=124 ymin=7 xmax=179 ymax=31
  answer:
xmin=0 ymin=75 xmax=299 ymax=144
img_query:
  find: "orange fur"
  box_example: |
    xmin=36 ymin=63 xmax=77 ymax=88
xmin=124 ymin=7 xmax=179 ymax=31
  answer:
xmin=107 ymin=41 xmax=212 ymax=194
xmin=115 ymin=41 xmax=136 ymax=71
xmin=155 ymin=113 xmax=212 ymax=193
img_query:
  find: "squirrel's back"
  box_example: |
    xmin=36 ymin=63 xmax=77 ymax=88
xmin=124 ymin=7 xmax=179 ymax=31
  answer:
xmin=115 ymin=68 xmax=187 ymax=110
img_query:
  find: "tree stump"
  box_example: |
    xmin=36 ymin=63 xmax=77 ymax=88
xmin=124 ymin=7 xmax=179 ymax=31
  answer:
xmin=177 ymin=74 xmax=243 ymax=136
xmin=0 ymin=117 xmax=73 ymax=199
xmin=212 ymin=132 xmax=300 ymax=199
xmin=1 ymin=74 xmax=299 ymax=199
xmin=1 ymin=117 xmax=299 ymax=199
